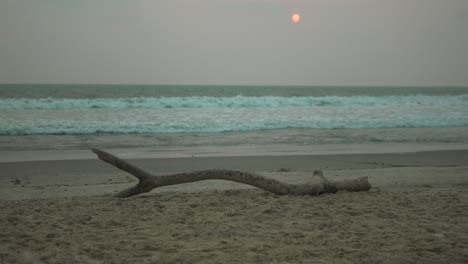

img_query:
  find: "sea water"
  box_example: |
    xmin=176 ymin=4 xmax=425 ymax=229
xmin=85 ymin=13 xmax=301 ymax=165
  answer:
xmin=0 ymin=84 xmax=467 ymax=136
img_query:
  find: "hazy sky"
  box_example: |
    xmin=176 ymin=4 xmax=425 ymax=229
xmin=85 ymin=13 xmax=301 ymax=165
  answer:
xmin=1 ymin=0 xmax=467 ymax=86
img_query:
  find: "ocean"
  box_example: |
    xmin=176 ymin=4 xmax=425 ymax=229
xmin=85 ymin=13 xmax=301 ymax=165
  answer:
xmin=1 ymin=84 xmax=467 ymax=136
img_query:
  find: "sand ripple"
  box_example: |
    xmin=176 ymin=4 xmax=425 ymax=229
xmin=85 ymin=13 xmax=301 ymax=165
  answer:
xmin=1 ymin=186 xmax=467 ymax=264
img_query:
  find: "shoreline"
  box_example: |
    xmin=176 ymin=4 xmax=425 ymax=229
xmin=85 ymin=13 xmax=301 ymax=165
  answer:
xmin=2 ymin=127 xmax=468 ymax=152
xmin=2 ymin=142 xmax=468 ymax=162
xmin=1 ymin=148 xmax=467 ymax=200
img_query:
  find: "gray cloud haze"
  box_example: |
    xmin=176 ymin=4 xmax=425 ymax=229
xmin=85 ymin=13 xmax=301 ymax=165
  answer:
xmin=1 ymin=0 xmax=467 ymax=85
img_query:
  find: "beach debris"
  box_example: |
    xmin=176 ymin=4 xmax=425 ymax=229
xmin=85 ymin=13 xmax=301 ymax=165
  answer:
xmin=11 ymin=178 xmax=21 ymax=185
xmin=91 ymin=148 xmax=372 ymax=198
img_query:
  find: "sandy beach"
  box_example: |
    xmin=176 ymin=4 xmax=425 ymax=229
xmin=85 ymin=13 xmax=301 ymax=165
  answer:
xmin=2 ymin=1 xmax=467 ymax=262
xmin=1 ymin=144 xmax=468 ymax=263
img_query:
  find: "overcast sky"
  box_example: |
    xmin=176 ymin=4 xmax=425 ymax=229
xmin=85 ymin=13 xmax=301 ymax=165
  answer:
xmin=0 ymin=0 xmax=467 ymax=86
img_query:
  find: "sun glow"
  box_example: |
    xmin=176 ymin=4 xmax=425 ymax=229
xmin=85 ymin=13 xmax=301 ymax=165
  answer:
xmin=291 ymin=13 xmax=301 ymax=23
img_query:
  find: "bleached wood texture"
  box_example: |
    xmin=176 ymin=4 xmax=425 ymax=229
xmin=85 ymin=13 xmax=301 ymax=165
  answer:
xmin=91 ymin=148 xmax=371 ymax=198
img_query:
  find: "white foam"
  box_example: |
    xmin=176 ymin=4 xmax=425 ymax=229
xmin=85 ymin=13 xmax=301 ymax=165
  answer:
xmin=0 ymin=95 xmax=467 ymax=110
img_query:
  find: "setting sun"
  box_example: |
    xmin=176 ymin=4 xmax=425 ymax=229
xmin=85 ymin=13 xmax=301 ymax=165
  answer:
xmin=291 ymin=13 xmax=301 ymax=23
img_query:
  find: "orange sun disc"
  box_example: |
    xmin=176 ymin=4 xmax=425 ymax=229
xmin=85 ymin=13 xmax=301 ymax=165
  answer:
xmin=292 ymin=13 xmax=301 ymax=23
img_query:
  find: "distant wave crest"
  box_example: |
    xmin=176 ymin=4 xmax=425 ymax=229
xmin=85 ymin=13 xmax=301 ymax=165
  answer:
xmin=1 ymin=95 xmax=467 ymax=110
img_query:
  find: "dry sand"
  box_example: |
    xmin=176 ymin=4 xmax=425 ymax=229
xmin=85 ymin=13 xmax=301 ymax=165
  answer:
xmin=1 ymin=186 xmax=467 ymax=264
xmin=1 ymin=148 xmax=468 ymax=263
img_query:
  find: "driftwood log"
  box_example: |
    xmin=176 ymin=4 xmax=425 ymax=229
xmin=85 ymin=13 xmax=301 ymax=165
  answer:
xmin=91 ymin=148 xmax=371 ymax=198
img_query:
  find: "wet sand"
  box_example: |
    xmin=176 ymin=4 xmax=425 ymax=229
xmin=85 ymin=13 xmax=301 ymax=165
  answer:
xmin=1 ymin=148 xmax=468 ymax=263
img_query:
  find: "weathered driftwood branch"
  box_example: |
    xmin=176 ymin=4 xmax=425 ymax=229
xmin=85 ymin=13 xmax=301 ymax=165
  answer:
xmin=91 ymin=148 xmax=371 ymax=198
